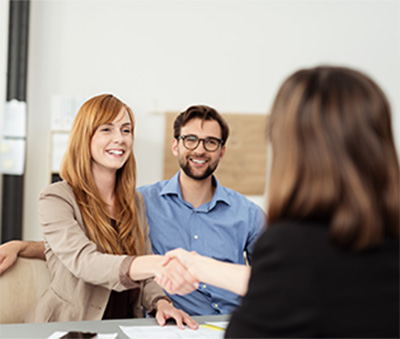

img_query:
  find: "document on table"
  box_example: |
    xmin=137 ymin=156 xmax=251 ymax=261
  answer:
xmin=120 ymin=321 xmax=228 ymax=339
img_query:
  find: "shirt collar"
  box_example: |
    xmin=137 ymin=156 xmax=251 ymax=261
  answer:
xmin=210 ymin=175 xmax=231 ymax=207
xmin=160 ymin=171 xmax=183 ymax=198
xmin=160 ymin=171 xmax=231 ymax=208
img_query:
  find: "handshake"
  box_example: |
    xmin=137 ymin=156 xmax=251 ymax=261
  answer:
xmin=155 ymin=248 xmax=202 ymax=296
xmin=154 ymin=249 xmax=249 ymax=297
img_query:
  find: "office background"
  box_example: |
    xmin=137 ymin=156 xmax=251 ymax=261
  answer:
xmin=0 ymin=0 xmax=399 ymax=242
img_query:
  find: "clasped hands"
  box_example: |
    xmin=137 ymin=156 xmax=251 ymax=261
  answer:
xmin=155 ymin=249 xmax=200 ymax=296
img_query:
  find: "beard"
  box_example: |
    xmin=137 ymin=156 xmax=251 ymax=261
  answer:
xmin=178 ymin=155 xmax=220 ymax=181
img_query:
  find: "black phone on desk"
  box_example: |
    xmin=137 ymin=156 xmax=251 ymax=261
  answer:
xmin=60 ymin=331 xmax=97 ymax=338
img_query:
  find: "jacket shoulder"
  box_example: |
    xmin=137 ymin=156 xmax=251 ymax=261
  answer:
xmin=40 ymin=180 xmax=74 ymax=197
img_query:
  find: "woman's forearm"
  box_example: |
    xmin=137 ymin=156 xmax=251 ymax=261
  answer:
xmin=128 ymin=255 xmax=164 ymax=281
xmin=192 ymin=255 xmax=251 ymax=296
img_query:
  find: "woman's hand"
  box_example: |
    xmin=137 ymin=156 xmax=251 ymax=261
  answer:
xmin=155 ymin=299 xmax=198 ymax=330
xmin=157 ymin=256 xmax=199 ymax=295
xmin=163 ymin=248 xmax=199 ymax=271
xmin=157 ymin=248 xmax=251 ymax=296
xmin=155 ymin=249 xmax=200 ymax=295
xmin=129 ymin=254 xmax=198 ymax=296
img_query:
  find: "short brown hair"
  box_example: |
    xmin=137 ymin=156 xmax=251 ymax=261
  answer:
xmin=173 ymin=105 xmax=230 ymax=145
xmin=267 ymin=66 xmax=399 ymax=250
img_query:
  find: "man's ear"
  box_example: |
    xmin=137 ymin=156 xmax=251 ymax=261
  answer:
xmin=172 ymin=138 xmax=179 ymax=157
xmin=219 ymin=145 xmax=226 ymax=160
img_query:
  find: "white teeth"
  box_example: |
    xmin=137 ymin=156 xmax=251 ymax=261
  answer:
xmin=108 ymin=150 xmax=123 ymax=155
xmin=192 ymin=159 xmax=206 ymax=164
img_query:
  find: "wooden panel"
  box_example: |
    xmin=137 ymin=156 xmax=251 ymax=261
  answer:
xmin=163 ymin=113 xmax=268 ymax=195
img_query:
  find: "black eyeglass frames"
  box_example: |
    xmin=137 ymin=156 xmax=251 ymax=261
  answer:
xmin=178 ymin=135 xmax=222 ymax=152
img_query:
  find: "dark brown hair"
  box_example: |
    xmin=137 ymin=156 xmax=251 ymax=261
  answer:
xmin=173 ymin=105 xmax=230 ymax=145
xmin=267 ymin=66 xmax=399 ymax=250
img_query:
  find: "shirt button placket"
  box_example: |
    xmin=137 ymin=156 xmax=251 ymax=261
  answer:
xmin=191 ymin=209 xmax=201 ymax=252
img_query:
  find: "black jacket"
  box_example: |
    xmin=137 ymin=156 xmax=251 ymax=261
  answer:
xmin=226 ymin=220 xmax=399 ymax=338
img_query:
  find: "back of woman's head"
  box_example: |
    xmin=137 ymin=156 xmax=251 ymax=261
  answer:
xmin=268 ymin=66 xmax=399 ymax=250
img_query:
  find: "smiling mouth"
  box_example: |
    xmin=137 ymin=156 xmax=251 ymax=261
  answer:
xmin=190 ymin=157 xmax=207 ymax=164
xmin=107 ymin=150 xmax=124 ymax=156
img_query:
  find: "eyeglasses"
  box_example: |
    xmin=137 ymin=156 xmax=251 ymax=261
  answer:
xmin=178 ymin=135 xmax=223 ymax=152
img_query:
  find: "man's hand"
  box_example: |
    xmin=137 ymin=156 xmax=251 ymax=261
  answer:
xmin=0 ymin=241 xmax=23 ymax=275
xmin=155 ymin=299 xmax=198 ymax=330
xmin=0 ymin=240 xmax=46 ymax=275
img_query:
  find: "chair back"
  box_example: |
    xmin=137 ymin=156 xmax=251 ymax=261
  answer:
xmin=0 ymin=257 xmax=50 ymax=324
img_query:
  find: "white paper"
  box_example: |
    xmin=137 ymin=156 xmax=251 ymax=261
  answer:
xmin=3 ymin=100 xmax=26 ymax=138
xmin=120 ymin=325 xmax=225 ymax=339
xmin=0 ymin=138 xmax=25 ymax=175
xmin=47 ymin=331 xmax=117 ymax=339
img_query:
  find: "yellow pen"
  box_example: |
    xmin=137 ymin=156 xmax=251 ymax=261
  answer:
xmin=200 ymin=324 xmax=225 ymax=331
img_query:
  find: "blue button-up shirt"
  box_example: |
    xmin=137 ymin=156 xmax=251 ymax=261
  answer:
xmin=138 ymin=171 xmax=265 ymax=316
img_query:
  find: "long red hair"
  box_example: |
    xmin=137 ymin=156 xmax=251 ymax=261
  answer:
xmin=60 ymin=94 xmax=144 ymax=255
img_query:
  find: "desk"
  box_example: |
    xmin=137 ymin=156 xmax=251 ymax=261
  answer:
xmin=0 ymin=315 xmax=230 ymax=339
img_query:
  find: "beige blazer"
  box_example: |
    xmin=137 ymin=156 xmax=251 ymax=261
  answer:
xmin=25 ymin=181 xmax=167 ymax=323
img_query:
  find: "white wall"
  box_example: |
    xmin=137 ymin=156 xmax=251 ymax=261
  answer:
xmin=18 ymin=0 xmax=400 ymax=240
